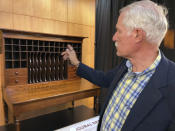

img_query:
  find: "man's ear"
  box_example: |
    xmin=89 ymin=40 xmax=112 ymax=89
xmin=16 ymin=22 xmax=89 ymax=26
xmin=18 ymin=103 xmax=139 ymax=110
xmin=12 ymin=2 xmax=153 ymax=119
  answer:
xmin=133 ymin=28 xmax=146 ymax=43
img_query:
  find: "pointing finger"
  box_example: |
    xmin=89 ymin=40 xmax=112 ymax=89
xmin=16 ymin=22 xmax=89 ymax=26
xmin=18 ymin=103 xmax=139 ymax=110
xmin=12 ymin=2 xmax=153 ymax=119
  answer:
xmin=67 ymin=44 xmax=73 ymax=51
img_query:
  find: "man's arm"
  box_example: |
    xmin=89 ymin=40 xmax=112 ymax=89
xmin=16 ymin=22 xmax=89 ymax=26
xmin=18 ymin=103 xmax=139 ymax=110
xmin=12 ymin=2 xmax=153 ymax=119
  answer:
xmin=76 ymin=62 xmax=120 ymax=88
xmin=61 ymin=44 xmax=122 ymax=88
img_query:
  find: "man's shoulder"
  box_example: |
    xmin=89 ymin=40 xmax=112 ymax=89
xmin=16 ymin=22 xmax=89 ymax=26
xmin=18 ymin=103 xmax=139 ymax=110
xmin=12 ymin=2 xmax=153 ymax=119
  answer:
xmin=165 ymin=59 xmax=175 ymax=84
xmin=168 ymin=59 xmax=175 ymax=67
xmin=166 ymin=58 xmax=175 ymax=72
xmin=161 ymin=52 xmax=175 ymax=70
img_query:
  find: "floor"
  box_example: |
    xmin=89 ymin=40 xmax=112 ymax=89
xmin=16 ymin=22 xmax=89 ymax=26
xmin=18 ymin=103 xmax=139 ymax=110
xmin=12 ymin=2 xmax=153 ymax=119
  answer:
xmin=20 ymin=105 xmax=96 ymax=131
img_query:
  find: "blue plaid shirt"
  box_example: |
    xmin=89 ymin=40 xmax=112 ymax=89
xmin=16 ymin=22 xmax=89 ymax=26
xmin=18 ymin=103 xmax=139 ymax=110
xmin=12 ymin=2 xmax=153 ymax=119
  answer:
xmin=101 ymin=51 xmax=161 ymax=131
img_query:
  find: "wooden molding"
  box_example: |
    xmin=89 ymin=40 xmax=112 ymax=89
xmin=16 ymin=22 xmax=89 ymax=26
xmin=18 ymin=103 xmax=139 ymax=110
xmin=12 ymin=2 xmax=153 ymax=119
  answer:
xmin=0 ymin=54 xmax=5 ymax=126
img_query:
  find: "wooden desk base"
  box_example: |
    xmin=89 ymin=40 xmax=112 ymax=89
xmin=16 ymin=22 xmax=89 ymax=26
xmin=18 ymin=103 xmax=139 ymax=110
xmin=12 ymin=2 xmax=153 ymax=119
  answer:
xmin=3 ymin=78 xmax=100 ymax=131
xmin=0 ymin=105 xmax=97 ymax=131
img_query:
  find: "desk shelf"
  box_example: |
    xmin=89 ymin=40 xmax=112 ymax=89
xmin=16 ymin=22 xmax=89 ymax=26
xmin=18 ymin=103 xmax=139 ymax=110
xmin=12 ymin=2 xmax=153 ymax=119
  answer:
xmin=3 ymin=30 xmax=82 ymax=85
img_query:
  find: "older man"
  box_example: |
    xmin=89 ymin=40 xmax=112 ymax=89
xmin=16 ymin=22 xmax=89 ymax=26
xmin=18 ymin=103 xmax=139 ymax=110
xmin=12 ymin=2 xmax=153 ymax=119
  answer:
xmin=61 ymin=0 xmax=175 ymax=131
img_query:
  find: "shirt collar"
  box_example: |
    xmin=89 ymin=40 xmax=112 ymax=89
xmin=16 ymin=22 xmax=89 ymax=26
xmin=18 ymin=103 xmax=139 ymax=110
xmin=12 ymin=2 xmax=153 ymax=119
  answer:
xmin=126 ymin=50 xmax=161 ymax=76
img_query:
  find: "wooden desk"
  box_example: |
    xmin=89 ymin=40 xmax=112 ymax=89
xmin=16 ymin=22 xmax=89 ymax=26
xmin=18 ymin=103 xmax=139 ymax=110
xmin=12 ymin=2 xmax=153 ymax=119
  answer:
xmin=3 ymin=78 xmax=100 ymax=131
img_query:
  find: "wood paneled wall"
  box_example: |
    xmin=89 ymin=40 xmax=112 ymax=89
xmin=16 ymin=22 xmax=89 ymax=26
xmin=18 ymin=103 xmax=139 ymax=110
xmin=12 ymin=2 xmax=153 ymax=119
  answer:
xmin=164 ymin=30 xmax=175 ymax=49
xmin=0 ymin=0 xmax=95 ymax=125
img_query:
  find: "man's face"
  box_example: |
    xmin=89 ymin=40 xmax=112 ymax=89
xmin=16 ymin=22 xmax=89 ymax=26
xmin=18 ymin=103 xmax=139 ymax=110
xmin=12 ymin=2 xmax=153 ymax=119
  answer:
xmin=112 ymin=13 xmax=137 ymax=59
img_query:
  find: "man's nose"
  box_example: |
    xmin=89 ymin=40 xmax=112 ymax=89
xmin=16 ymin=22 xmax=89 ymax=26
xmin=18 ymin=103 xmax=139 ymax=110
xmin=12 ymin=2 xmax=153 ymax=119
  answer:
xmin=112 ymin=32 xmax=117 ymax=41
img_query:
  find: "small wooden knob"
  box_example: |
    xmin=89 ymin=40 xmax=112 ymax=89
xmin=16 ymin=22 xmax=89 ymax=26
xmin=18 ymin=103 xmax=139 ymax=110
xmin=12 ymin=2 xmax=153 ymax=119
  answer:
xmin=15 ymin=72 xmax=19 ymax=75
xmin=15 ymin=80 xmax=19 ymax=83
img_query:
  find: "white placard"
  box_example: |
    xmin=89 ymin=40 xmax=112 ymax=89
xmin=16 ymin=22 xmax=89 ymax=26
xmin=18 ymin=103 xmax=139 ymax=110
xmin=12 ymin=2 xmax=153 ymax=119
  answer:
xmin=55 ymin=116 xmax=99 ymax=131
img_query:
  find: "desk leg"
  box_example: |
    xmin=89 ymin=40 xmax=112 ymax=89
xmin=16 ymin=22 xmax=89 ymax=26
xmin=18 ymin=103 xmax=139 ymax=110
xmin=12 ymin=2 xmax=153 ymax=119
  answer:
xmin=15 ymin=120 xmax=20 ymax=131
xmin=94 ymin=96 xmax=99 ymax=114
xmin=72 ymin=101 xmax=75 ymax=108
xmin=7 ymin=108 xmax=14 ymax=124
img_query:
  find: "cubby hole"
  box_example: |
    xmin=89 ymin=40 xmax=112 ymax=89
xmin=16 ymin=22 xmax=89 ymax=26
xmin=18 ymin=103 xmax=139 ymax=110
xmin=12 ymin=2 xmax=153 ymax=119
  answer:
xmin=5 ymin=45 xmax=12 ymax=51
xmin=6 ymin=61 xmax=12 ymax=68
xmin=50 ymin=42 xmax=54 ymax=47
xmin=27 ymin=40 xmax=32 ymax=46
xmin=13 ymin=52 xmax=20 ymax=60
xmin=28 ymin=46 xmax=32 ymax=51
xmin=33 ymin=40 xmax=38 ymax=46
xmin=21 ymin=61 xmax=27 ymax=67
xmin=5 ymin=38 xmax=12 ymax=44
xmin=13 ymin=39 xmax=19 ymax=45
xmin=39 ymin=41 xmax=43 ymax=46
xmin=21 ymin=46 xmax=26 ymax=51
xmin=21 ymin=52 xmax=27 ymax=59
xmin=13 ymin=45 xmax=19 ymax=51
xmin=5 ymin=52 xmax=12 ymax=59
xmin=45 ymin=41 xmax=49 ymax=46
xmin=34 ymin=46 xmax=38 ymax=51
xmin=14 ymin=61 xmax=20 ymax=68
xmin=21 ymin=39 xmax=26 ymax=45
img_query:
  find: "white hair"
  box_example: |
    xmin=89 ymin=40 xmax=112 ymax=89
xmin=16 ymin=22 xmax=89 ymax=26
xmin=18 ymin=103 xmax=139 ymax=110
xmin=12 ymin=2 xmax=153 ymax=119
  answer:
xmin=120 ymin=0 xmax=168 ymax=46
